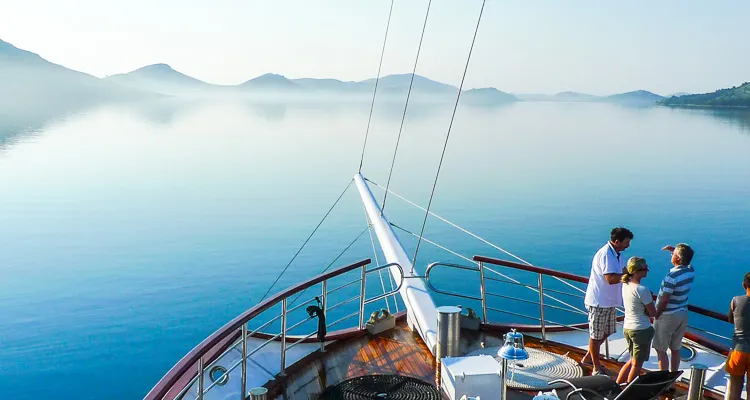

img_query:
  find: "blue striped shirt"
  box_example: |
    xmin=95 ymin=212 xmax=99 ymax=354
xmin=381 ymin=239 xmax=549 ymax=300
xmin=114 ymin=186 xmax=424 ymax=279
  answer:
xmin=657 ymin=264 xmax=695 ymax=314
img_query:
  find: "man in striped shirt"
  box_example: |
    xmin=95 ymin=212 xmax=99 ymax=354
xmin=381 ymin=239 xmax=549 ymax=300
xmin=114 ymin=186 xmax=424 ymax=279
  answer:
xmin=653 ymin=243 xmax=695 ymax=372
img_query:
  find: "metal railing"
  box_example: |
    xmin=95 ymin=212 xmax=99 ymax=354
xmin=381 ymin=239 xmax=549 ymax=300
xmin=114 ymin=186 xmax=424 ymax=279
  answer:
xmin=426 ymin=259 xmax=591 ymax=344
xmin=473 ymin=256 xmax=732 ymax=356
xmin=146 ymin=259 xmax=404 ymax=400
xmin=425 ymin=256 xmax=733 ymax=359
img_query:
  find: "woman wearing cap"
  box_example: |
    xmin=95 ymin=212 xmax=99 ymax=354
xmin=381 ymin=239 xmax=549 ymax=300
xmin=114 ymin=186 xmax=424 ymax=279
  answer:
xmin=616 ymin=256 xmax=657 ymax=384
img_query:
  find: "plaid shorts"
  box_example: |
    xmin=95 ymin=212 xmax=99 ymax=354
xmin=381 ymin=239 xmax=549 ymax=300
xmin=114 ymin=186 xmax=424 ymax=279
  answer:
xmin=587 ymin=306 xmax=617 ymax=340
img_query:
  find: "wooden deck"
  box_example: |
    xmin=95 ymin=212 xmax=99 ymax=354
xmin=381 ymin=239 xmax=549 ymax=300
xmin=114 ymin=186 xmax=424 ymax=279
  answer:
xmin=266 ymin=320 xmax=716 ymax=400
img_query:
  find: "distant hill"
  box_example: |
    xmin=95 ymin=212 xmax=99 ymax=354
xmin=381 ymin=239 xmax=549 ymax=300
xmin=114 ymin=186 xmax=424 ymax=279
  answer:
xmin=0 ymin=38 xmax=151 ymax=109
xmin=513 ymin=93 xmax=554 ymax=101
xmin=460 ymin=88 xmax=518 ymax=105
xmin=668 ymin=92 xmax=691 ymax=97
xmin=361 ymin=74 xmax=458 ymax=94
xmin=604 ymin=90 xmax=664 ymax=104
xmin=552 ymin=91 xmax=600 ymax=102
xmin=514 ymin=92 xmax=600 ymax=102
xmin=239 ymin=73 xmax=302 ymax=91
xmin=104 ymin=63 xmax=217 ymax=95
xmin=659 ymin=83 xmax=750 ymax=107
xmin=292 ymin=78 xmax=367 ymax=92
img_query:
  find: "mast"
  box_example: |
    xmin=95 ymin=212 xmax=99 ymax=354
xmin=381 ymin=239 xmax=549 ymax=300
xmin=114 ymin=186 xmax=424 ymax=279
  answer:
xmin=354 ymin=173 xmax=438 ymax=355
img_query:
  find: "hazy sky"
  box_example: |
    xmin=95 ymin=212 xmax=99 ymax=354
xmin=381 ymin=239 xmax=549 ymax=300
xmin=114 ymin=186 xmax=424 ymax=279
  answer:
xmin=1 ymin=0 xmax=748 ymax=95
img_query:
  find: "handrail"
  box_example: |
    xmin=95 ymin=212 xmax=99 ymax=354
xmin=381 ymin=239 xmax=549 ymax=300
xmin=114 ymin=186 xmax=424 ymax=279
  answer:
xmin=474 ymin=255 xmax=729 ymax=323
xmin=145 ymin=258 xmax=371 ymax=400
xmin=473 ymin=256 xmax=588 ymax=285
xmin=363 ymin=263 xmax=404 ymax=306
xmin=425 ymin=262 xmax=482 ymax=301
xmin=688 ymin=304 xmax=730 ymax=323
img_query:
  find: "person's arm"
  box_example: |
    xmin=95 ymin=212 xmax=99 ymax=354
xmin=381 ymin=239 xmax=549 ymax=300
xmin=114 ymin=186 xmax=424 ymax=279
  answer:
xmin=604 ymin=273 xmax=622 ymax=284
xmin=602 ymin=251 xmax=624 ymax=285
xmin=654 ymin=276 xmax=674 ymax=319
xmin=655 ymin=293 xmax=670 ymax=319
xmin=729 ymin=298 xmax=735 ymax=324
xmin=639 ymin=286 xmax=657 ymax=318
xmin=662 ymin=245 xmax=676 ymax=252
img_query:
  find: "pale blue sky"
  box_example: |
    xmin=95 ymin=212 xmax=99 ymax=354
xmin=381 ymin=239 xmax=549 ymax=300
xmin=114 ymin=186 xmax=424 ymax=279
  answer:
xmin=1 ymin=0 xmax=748 ymax=95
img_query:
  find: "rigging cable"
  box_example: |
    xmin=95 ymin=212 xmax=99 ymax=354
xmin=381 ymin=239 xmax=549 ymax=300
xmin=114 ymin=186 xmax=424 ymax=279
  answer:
xmin=358 ymin=0 xmax=395 ymax=173
xmin=411 ymin=0 xmax=486 ymax=269
xmin=391 ymin=222 xmax=587 ymax=317
xmin=372 ymin=177 xmax=587 ymax=297
xmin=287 ymin=225 xmax=371 ymax=307
xmin=381 ymin=0 xmax=432 ymax=214
xmin=259 ymin=179 xmax=354 ymax=302
xmin=363 ymin=204 xmax=392 ymax=313
xmin=365 ymin=177 xmax=533 ymax=266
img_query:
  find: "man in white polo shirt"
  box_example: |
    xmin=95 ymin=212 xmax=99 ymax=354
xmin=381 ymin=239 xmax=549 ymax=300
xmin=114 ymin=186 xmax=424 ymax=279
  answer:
xmin=582 ymin=227 xmax=633 ymax=375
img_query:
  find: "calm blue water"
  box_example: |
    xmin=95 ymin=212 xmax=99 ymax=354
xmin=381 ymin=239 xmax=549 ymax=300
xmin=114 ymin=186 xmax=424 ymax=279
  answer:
xmin=1 ymin=99 xmax=749 ymax=399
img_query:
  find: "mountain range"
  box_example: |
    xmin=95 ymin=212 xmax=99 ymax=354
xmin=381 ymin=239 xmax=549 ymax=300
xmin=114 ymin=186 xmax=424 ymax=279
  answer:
xmin=2 ymin=38 xmax=746 ymax=108
xmin=102 ymin=63 xmax=673 ymax=105
xmin=0 ymin=38 xmax=152 ymax=110
xmin=515 ymin=90 xmax=665 ymax=104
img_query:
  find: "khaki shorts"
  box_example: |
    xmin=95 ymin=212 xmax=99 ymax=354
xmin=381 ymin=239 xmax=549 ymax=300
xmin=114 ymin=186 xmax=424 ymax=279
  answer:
xmin=624 ymin=326 xmax=654 ymax=363
xmin=653 ymin=310 xmax=688 ymax=351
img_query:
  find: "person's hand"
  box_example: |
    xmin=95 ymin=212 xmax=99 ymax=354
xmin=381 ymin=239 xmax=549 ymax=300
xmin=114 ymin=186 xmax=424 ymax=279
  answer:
xmin=662 ymin=245 xmax=675 ymax=252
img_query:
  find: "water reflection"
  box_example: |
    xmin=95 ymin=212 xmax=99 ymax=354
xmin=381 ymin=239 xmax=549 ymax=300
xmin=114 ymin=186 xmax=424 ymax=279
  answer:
xmin=246 ymin=101 xmax=288 ymax=121
xmin=1 ymin=98 xmax=748 ymax=156
xmin=0 ymin=103 xmax=84 ymax=152
xmin=666 ymin=106 xmax=750 ymax=134
xmin=705 ymin=108 xmax=750 ymax=133
xmin=114 ymin=98 xmax=202 ymax=126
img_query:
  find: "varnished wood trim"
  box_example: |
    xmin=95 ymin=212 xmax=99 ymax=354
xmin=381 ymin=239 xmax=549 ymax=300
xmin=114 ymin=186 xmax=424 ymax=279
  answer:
xmin=262 ymin=312 xmax=410 ymax=398
xmin=251 ymin=327 xmax=363 ymax=343
xmin=250 ymin=312 xmax=407 ymax=343
xmin=473 ymin=255 xmax=589 ymax=284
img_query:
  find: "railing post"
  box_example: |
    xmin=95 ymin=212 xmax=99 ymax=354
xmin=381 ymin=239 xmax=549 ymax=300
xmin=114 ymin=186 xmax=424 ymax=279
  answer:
xmin=687 ymin=363 xmax=708 ymax=400
xmin=197 ymin=357 xmax=204 ymax=400
xmin=321 ymin=280 xmax=327 ymax=352
xmin=479 ymin=262 xmax=488 ymax=323
xmin=604 ymin=337 xmax=610 ymax=359
xmin=241 ymin=324 xmax=247 ymax=400
xmin=249 ymin=387 xmax=268 ymax=400
xmin=538 ymin=274 xmax=546 ymax=343
xmin=280 ymin=298 xmax=287 ymax=377
xmin=500 ymin=358 xmax=508 ymax=400
xmin=359 ymin=265 xmax=367 ymax=329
